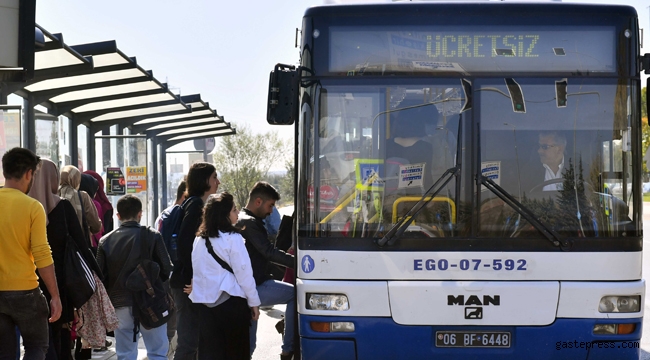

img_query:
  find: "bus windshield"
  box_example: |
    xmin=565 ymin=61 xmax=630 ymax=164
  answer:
xmin=307 ymin=78 xmax=638 ymax=241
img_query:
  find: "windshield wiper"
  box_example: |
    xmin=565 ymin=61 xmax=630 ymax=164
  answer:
xmin=479 ymin=176 xmax=573 ymax=250
xmin=378 ymin=165 xmax=460 ymax=246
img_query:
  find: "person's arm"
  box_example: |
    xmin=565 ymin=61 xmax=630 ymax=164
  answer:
xmin=229 ymin=234 xmax=261 ymax=307
xmin=81 ymin=191 xmax=102 ymax=234
xmin=242 ymin=218 xmax=294 ymax=269
xmin=151 ymin=230 xmax=173 ymax=281
xmin=30 ymin=203 xmax=61 ymax=322
xmin=176 ymin=199 xmax=203 ymax=286
xmin=37 ymin=264 xmax=61 ymax=323
xmin=95 ymin=240 xmax=108 ymax=287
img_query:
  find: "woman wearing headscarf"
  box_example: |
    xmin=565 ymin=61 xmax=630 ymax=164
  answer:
xmin=84 ymin=170 xmax=114 ymax=234
xmin=29 ymin=159 xmax=103 ymax=360
xmin=59 ymin=165 xmax=102 ymax=249
xmin=79 ymin=174 xmax=103 ymax=249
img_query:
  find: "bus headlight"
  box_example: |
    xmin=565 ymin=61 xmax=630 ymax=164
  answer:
xmin=598 ymin=295 xmax=640 ymax=313
xmin=307 ymin=293 xmax=349 ymax=311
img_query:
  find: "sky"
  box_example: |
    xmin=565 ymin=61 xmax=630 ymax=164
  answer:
xmin=34 ymin=0 xmax=650 ymax=149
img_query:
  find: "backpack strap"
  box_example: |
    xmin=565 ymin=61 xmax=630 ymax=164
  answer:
xmin=203 ymin=236 xmax=234 ymax=274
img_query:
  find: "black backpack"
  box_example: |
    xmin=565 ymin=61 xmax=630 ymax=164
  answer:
xmin=124 ymin=226 xmax=174 ymax=332
xmin=159 ymin=196 xmax=197 ymax=263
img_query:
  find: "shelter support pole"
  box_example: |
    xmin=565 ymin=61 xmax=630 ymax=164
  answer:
xmin=23 ymin=95 xmax=36 ymax=151
xmin=69 ymin=119 xmax=78 ymax=167
xmin=150 ymin=137 xmax=159 ymax=225
xmin=160 ymin=142 xmax=168 ymax=212
xmin=87 ymin=125 xmax=96 ymax=171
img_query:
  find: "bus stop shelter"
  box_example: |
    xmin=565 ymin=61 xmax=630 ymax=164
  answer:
xmin=0 ymin=24 xmax=236 ymax=225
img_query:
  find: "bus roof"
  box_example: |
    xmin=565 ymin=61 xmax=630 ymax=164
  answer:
xmin=304 ymin=2 xmax=637 ymax=18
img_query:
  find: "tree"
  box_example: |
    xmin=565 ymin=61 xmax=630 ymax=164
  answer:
xmin=280 ymin=158 xmax=295 ymax=204
xmin=212 ymin=122 xmax=285 ymax=208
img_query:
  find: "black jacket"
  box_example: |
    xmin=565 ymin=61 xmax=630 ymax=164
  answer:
xmin=238 ymin=208 xmax=294 ymax=285
xmin=169 ymin=196 xmax=203 ymax=289
xmin=96 ymin=221 xmax=172 ymax=308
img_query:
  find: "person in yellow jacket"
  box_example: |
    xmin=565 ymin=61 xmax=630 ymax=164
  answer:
xmin=0 ymin=147 xmax=61 ymax=360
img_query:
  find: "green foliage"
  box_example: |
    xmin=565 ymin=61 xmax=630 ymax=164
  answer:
xmin=280 ymin=158 xmax=295 ymax=204
xmin=212 ymin=122 xmax=285 ymax=208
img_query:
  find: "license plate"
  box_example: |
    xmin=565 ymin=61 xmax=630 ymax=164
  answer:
xmin=435 ymin=331 xmax=511 ymax=348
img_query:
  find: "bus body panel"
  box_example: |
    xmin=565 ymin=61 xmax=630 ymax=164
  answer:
xmin=297 ymin=250 xmax=642 ymax=281
xmin=298 ymin=279 xmax=644 ymax=320
xmin=388 ymin=280 xmax=559 ymax=325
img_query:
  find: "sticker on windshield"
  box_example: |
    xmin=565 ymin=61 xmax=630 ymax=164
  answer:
xmin=302 ymin=255 xmax=315 ymax=273
xmin=399 ymin=163 xmax=425 ymax=189
xmin=481 ymin=161 xmax=500 ymax=192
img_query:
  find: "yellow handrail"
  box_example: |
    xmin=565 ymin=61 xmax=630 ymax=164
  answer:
xmin=392 ymin=196 xmax=456 ymax=224
xmin=320 ymin=191 xmax=356 ymax=223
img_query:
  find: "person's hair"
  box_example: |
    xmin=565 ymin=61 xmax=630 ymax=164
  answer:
xmin=539 ymin=131 xmax=567 ymax=147
xmin=186 ymin=163 xmax=216 ymax=197
xmin=248 ymin=181 xmax=280 ymax=203
xmin=2 ymin=147 xmax=41 ymax=180
xmin=116 ymin=194 xmax=142 ymax=220
xmin=197 ymin=192 xmax=239 ymax=238
xmin=176 ymin=180 xmax=187 ymax=202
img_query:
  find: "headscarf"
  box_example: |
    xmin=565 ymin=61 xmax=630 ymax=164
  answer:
xmin=28 ymin=158 xmax=61 ymax=220
xmin=60 ymin=165 xmax=81 ymax=190
xmin=79 ymin=174 xmax=99 ymax=199
xmin=59 ymin=165 xmax=84 ymax=227
xmin=83 ymin=170 xmax=113 ymax=216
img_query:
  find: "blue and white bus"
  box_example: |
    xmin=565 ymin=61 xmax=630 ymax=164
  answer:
xmin=267 ymin=2 xmax=650 ymax=359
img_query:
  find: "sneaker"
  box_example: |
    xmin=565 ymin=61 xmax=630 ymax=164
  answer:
xmin=260 ymin=305 xmax=274 ymax=310
xmin=93 ymin=339 xmax=112 ymax=352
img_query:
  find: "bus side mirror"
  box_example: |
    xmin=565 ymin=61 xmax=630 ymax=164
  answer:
xmin=267 ymin=63 xmax=300 ymax=125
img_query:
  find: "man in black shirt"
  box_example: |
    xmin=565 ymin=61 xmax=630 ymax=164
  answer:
xmin=238 ymin=182 xmax=295 ymax=360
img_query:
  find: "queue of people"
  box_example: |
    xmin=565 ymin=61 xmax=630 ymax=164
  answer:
xmin=1 ymin=147 xmax=295 ymax=360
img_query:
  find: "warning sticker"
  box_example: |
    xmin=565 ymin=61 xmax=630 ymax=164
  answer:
xmin=481 ymin=161 xmax=501 ymax=191
xmin=398 ymin=163 xmax=425 ymax=189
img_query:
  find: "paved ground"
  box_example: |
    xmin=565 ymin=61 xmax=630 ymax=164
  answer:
xmin=19 ymin=305 xmax=285 ymax=360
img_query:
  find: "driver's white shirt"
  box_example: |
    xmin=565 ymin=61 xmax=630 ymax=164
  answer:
xmin=542 ymin=157 xmax=565 ymax=191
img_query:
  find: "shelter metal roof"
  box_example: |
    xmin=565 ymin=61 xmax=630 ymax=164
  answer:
xmin=8 ymin=24 xmax=235 ymax=145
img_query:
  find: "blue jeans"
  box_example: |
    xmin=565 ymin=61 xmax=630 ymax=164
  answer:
xmin=0 ymin=288 xmax=49 ymax=360
xmin=250 ymin=280 xmax=295 ymax=355
xmin=115 ymin=307 xmax=168 ymax=360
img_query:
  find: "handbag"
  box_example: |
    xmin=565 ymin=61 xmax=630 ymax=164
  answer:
xmin=63 ymin=206 xmax=97 ymax=309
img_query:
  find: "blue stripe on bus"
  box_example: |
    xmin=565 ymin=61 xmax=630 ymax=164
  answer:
xmin=299 ymin=315 xmax=641 ymax=360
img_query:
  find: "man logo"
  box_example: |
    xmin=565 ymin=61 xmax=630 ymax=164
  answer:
xmin=465 ymin=307 xmax=483 ymax=319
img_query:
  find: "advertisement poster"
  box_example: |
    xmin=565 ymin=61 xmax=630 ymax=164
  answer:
xmin=0 ymin=111 xmax=21 ymax=186
xmin=106 ymin=167 xmax=126 ymax=195
xmin=126 ymin=166 xmax=147 ymax=193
